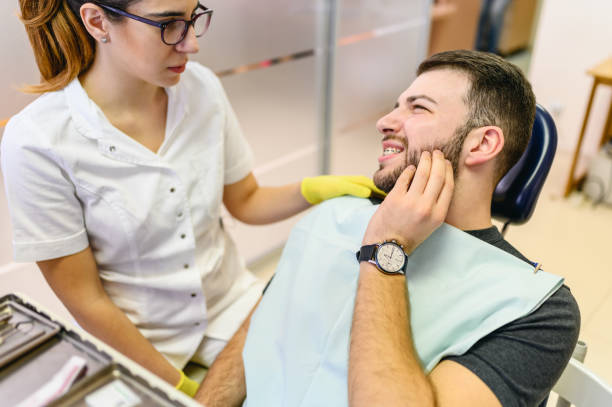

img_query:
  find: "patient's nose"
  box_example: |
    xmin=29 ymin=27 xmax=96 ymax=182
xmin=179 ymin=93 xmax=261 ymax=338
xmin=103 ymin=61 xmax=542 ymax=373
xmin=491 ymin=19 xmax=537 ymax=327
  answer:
xmin=376 ymin=110 xmax=403 ymax=135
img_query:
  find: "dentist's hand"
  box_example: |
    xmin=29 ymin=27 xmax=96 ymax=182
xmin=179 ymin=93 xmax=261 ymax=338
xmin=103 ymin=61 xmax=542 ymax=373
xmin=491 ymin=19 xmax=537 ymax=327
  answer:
xmin=175 ymin=370 xmax=199 ymax=397
xmin=362 ymin=150 xmax=454 ymax=255
xmin=301 ymin=175 xmax=387 ymax=205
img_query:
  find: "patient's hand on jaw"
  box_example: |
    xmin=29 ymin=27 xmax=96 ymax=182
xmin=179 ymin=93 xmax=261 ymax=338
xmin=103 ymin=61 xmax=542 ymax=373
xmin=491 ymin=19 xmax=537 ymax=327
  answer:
xmin=362 ymin=150 xmax=454 ymax=254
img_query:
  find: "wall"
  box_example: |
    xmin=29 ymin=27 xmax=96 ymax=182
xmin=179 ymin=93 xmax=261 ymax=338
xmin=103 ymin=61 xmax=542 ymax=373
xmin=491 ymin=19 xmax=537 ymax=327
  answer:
xmin=189 ymin=0 xmax=431 ymax=261
xmin=0 ymin=1 xmax=430 ymax=307
xmin=0 ymin=2 xmax=37 ymax=266
xmin=529 ymin=0 xmax=612 ymax=158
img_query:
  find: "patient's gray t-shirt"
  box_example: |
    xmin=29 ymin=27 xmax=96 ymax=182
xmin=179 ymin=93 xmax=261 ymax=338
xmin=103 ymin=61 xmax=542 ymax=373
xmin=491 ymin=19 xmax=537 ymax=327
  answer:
xmin=452 ymin=227 xmax=580 ymax=407
xmin=262 ymin=225 xmax=580 ymax=406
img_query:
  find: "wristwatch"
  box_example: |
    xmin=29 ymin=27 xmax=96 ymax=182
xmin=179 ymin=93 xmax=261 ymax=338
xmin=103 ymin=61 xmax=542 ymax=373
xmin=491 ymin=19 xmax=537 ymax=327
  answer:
xmin=356 ymin=240 xmax=408 ymax=275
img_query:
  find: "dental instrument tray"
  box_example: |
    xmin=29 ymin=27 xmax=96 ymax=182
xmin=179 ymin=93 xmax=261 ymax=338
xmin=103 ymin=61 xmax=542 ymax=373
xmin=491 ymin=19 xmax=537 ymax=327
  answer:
xmin=0 ymin=293 xmax=200 ymax=407
xmin=50 ymin=363 xmax=185 ymax=406
xmin=0 ymin=295 xmax=111 ymax=407
xmin=0 ymin=297 xmax=61 ymax=368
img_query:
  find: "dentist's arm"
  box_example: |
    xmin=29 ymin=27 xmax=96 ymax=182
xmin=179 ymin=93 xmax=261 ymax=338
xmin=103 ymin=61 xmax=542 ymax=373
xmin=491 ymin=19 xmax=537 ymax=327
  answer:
xmin=223 ymin=173 xmax=309 ymax=225
xmin=223 ymin=172 xmax=385 ymax=225
xmin=37 ymin=248 xmax=182 ymax=387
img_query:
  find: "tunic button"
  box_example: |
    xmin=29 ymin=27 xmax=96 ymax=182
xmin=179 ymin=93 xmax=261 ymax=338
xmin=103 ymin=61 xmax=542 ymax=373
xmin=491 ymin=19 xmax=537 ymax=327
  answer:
xmin=195 ymin=322 xmax=200 ymax=326
xmin=170 ymin=187 xmax=175 ymax=193
xmin=191 ymin=293 xmax=197 ymax=298
xmin=109 ymin=146 xmax=116 ymax=152
xmin=183 ymin=264 xmax=189 ymax=269
xmin=177 ymin=212 xmax=183 ymax=218
xmin=180 ymin=233 xmax=186 ymax=239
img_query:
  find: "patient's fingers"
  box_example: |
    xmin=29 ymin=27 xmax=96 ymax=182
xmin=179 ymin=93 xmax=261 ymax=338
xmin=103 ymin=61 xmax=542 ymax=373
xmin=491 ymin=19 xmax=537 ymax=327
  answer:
xmin=407 ymin=151 xmax=431 ymax=195
xmin=392 ymin=164 xmax=417 ymax=195
xmin=423 ymin=150 xmax=447 ymax=202
xmin=436 ymin=160 xmax=454 ymax=211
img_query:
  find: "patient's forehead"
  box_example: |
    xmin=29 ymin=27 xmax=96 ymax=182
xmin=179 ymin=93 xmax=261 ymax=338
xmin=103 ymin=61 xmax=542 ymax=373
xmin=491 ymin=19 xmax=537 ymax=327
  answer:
xmin=400 ymin=69 xmax=470 ymax=111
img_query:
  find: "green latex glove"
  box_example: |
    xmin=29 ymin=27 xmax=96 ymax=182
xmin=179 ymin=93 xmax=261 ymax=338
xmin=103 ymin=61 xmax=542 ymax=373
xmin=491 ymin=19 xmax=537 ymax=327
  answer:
xmin=175 ymin=370 xmax=199 ymax=397
xmin=301 ymin=175 xmax=387 ymax=205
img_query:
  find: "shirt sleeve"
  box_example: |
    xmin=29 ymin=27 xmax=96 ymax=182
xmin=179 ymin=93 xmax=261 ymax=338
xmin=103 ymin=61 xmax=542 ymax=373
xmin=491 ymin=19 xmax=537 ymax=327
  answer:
xmin=1 ymin=115 xmax=89 ymax=262
xmin=444 ymin=286 xmax=581 ymax=407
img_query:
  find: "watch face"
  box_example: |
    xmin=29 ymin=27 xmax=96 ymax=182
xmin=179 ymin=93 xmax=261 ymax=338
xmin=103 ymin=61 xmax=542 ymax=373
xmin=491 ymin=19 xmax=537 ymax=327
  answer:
xmin=375 ymin=242 xmax=406 ymax=273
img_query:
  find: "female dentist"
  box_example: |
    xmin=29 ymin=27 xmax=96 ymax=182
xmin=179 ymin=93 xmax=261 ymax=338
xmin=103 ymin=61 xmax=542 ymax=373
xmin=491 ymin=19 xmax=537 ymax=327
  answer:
xmin=1 ymin=0 xmax=381 ymax=396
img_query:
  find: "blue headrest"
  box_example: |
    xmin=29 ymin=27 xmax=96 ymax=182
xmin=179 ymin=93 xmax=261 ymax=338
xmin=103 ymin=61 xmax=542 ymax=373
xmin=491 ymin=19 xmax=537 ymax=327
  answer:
xmin=491 ymin=104 xmax=557 ymax=224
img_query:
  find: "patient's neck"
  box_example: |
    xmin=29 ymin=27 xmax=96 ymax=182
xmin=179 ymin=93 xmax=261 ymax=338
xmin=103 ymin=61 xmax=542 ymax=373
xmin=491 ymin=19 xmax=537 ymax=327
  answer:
xmin=445 ymin=181 xmax=494 ymax=232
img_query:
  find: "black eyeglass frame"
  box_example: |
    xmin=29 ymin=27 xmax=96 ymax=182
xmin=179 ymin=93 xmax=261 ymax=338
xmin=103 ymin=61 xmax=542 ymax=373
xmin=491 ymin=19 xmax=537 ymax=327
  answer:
xmin=96 ymin=2 xmax=213 ymax=45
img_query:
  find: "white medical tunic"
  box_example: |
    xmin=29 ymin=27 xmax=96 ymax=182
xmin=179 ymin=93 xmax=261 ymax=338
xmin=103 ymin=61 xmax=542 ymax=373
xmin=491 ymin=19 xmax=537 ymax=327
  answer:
xmin=1 ymin=62 xmax=263 ymax=368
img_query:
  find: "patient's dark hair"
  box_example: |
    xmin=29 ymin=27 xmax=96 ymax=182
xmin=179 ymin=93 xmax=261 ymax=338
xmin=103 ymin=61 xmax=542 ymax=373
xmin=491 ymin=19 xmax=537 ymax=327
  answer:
xmin=417 ymin=50 xmax=536 ymax=183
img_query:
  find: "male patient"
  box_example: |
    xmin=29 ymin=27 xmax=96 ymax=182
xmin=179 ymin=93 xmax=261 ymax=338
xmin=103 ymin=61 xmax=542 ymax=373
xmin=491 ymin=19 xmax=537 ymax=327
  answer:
xmin=196 ymin=50 xmax=580 ymax=407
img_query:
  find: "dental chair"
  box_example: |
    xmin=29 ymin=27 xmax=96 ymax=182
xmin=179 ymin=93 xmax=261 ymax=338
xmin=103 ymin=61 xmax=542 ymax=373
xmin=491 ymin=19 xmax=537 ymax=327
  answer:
xmin=491 ymin=104 xmax=558 ymax=235
xmin=552 ymin=357 xmax=612 ymax=407
xmin=495 ymin=108 xmax=612 ymax=407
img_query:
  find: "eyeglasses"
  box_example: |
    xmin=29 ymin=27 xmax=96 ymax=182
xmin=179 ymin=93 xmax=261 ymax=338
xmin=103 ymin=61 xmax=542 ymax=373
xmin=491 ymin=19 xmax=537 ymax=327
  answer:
xmin=96 ymin=3 xmax=213 ymax=45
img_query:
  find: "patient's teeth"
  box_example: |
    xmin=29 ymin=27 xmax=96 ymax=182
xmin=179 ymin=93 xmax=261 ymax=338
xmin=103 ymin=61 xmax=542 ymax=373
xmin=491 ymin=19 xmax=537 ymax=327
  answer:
xmin=383 ymin=147 xmax=402 ymax=156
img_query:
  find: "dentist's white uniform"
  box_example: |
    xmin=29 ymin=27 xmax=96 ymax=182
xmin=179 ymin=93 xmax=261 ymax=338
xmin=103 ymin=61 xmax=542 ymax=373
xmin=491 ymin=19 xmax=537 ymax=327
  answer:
xmin=1 ymin=62 xmax=263 ymax=368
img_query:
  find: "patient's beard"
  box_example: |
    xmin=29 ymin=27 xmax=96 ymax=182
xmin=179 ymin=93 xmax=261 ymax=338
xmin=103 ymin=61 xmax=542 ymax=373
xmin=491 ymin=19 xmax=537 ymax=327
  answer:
xmin=373 ymin=128 xmax=466 ymax=193
xmin=374 ymin=149 xmax=418 ymax=193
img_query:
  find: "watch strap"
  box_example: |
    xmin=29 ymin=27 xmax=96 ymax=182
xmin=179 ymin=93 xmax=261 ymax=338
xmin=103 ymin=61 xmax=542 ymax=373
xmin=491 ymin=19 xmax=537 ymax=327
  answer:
xmin=356 ymin=244 xmax=377 ymax=262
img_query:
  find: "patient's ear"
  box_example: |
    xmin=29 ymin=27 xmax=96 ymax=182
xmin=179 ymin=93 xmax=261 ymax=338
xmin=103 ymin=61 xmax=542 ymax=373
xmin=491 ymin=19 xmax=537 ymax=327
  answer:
xmin=463 ymin=126 xmax=504 ymax=167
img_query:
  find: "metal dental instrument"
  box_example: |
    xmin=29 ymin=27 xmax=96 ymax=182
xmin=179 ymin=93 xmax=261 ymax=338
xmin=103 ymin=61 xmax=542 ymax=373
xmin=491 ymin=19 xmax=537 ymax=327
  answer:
xmin=0 ymin=319 xmax=34 ymax=345
xmin=0 ymin=307 xmax=12 ymax=324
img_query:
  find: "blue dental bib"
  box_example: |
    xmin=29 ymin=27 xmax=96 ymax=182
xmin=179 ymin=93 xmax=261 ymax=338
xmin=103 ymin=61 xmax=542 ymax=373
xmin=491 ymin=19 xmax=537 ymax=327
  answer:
xmin=243 ymin=197 xmax=562 ymax=406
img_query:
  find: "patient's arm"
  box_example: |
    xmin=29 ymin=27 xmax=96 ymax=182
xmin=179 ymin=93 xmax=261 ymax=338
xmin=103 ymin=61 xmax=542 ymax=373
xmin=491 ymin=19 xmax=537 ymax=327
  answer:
xmin=194 ymin=300 xmax=259 ymax=406
xmin=349 ymin=262 xmax=501 ymax=407
xmin=350 ymin=261 xmax=434 ymax=405
xmin=350 ymin=151 xmax=492 ymax=406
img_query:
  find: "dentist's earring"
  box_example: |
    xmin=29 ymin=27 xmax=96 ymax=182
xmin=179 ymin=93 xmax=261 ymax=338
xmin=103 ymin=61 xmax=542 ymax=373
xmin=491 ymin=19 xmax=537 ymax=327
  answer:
xmin=101 ymin=36 xmax=108 ymax=43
